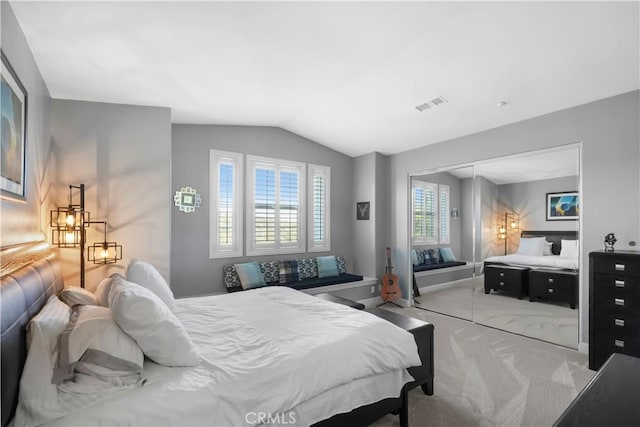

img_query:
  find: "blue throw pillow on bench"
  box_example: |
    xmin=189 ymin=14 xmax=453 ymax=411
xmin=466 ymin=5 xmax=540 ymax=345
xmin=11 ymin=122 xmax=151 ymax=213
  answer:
xmin=439 ymin=247 xmax=456 ymax=262
xmin=235 ymin=262 xmax=266 ymax=290
xmin=316 ymin=256 xmax=339 ymax=278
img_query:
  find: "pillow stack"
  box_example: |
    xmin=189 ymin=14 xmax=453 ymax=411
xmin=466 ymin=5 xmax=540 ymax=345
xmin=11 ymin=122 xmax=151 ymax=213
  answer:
xmin=26 ymin=259 xmax=200 ymax=398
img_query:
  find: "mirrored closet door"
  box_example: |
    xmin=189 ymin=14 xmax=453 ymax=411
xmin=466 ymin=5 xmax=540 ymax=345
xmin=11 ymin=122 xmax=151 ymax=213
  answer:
xmin=410 ymin=166 xmax=476 ymax=321
xmin=409 ymin=145 xmax=581 ymax=349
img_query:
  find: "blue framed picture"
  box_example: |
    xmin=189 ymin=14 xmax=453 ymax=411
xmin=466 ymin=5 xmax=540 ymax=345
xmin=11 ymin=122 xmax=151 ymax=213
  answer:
xmin=546 ymin=191 xmax=579 ymax=221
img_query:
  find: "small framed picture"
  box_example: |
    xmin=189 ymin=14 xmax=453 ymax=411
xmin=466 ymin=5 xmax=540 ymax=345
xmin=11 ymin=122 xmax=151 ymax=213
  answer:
xmin=546 ymin=191 xmax=579 ymax=221
xmin=356 ymin=202 xmax=370 ymax=220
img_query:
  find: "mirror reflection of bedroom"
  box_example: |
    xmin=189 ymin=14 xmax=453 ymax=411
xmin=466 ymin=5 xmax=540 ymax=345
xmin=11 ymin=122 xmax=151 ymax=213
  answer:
xmin=411 ymin=146 xmax=580 ymax=349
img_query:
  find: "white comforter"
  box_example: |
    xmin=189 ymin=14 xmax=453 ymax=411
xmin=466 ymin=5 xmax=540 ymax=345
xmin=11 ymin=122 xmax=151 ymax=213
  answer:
xmin=483 ymin=254 xmax=578 ymax=270
xmin=40 ymin=287 xmax=421 ymax=426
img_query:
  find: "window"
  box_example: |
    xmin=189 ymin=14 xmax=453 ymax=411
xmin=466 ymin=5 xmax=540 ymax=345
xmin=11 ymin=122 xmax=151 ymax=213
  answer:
xmin=439 ymin=184 xmax=450 ymax=244
xmin=209 ymin=150 xmax=243 ymax=258
xmin=247 ymin=155 xmax=305 ymax=255
xmin=307 ymin=164 xmax=330 ymax=252
xmin=412 ymin=181 xmax=449 ymax=245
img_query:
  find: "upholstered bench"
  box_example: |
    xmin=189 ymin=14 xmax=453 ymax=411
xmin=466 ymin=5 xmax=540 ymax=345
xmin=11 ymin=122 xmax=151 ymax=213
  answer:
xmin=223 ymin=256 xmax=366 ymax=293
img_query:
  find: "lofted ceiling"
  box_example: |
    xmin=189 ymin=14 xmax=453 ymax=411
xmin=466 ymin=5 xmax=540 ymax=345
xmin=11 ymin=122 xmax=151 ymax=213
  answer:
xmin=9 ymin=1 xmax=640 ymax=157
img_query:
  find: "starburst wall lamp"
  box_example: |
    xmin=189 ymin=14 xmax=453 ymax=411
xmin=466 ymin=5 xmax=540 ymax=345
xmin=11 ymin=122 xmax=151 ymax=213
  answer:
xmin=50 ymin=184 xmax=122 ymax=288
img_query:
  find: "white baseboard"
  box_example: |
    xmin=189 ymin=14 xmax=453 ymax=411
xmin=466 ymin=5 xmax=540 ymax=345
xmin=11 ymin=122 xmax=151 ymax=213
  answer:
xmin=418 ymin=277 xmax=473 ymax=294
xmin=578 ymin=342 xmax=589 ymax=355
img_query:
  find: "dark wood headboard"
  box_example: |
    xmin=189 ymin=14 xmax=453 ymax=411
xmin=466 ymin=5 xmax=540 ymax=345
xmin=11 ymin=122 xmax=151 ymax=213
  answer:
xmin=0 ymin=242 xmax=63 ymax=427
xmin=521 ymin=230 xmax=578 ymax=255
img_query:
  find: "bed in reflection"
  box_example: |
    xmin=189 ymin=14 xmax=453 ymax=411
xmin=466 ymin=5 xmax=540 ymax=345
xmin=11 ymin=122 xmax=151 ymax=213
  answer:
xmin=483 ymin=230 xmax=579 ymax=308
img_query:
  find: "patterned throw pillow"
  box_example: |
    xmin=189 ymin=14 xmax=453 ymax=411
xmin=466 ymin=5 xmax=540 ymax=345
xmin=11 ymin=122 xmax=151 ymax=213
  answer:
xmin=336 ymin=256 xmax=347 ymax=274
xmin=416 ymin=249 xmax=426 ymax=265
xmin=223 ymin=264 xmax=240 ymax=290
xmin=424 ymin=249 xmax=440 ymax=264
xmin=297 ymin=258 xmax=318 ymax=280
xmin=279 ymin=260 xmax=300 ymax=283
xmin=259 ymin=261 xmax=280 ymax=284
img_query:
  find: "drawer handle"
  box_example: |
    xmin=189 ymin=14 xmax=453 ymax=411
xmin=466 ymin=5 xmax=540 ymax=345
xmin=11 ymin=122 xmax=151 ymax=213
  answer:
xmin=548 ymin=278 xmax=554 ymax=283
xmin=615 ymin=264 xmax=625 ymax=271
xmin=499 ymin=272 xmax=504 ymax=277
xmin=499 ymin=281 xmax=504 ymax=286
xmin=615 ymin=319 xmax=625 ymax=327
xmin=615 ymin=298 xmax=625 ymax=306
xmin=548 ymin=288 xmax=554 ymax=293
xmin=615 ymin=339 xmax=625 ymax=348
xmin=615 ymin=280 xmax=625 ymax=288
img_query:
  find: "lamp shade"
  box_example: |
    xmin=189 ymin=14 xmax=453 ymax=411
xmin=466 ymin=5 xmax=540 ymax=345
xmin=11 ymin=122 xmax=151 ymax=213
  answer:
xmin=88 ymin=241 xmax=123 ymax=264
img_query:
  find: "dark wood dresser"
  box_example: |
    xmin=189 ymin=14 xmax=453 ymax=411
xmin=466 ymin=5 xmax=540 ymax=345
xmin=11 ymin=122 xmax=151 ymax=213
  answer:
xmin=553 ymin=353 xmax=640 ymax=427
xmin=589 ymin=250 xmax=640 ymax=370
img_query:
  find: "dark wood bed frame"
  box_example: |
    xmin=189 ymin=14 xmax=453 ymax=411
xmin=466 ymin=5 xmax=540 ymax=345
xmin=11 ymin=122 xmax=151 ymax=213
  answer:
xmin=0 ymin=241 xmax=419 ymax=427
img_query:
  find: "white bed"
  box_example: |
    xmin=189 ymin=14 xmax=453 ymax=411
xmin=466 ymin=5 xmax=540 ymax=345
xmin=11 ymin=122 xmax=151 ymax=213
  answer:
xmin=483 ymin=254 xmax=578 ymax=271
xmin=13 ymin=286 xmax=421 ymax=427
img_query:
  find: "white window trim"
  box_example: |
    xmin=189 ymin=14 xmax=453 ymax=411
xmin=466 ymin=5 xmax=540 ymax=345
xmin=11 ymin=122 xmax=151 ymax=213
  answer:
xmin=209 ymin=150 xmax=244 ymax=259
xmin=307 ymin=164 xmax=331 ymax=252
xmin=412 ymin=181 xmax=438 ymax=245
xmin=439 ymin=184 xmax=450 ymax=244
xmin=246 ymin=155 xmax=306 ymax=256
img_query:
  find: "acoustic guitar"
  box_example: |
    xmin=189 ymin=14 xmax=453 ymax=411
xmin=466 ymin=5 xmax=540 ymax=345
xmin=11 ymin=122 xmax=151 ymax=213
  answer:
xmin=381 ymin=247 xmax=401 ymax=302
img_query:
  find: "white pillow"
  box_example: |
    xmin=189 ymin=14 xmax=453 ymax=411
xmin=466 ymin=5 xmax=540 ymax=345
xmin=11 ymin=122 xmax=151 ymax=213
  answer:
xmin=516 ymin=237 xmax=546 ymax=256
xmin=14 ymin=296 xmax=70 ymax=426
xmin=108 ymin=276 xmax=199 ymax=367
xmin=94 ymin=274 xmax=124 ymax=307
xmin=560 ymin=239 xmax=579 ymax=259
xmin=53 ymin=305 xmax=145 ymax=387
xmin=543 ymin=241 xmax=553 ymax=256
xmin=126 ymin=259 xmax=176 ymax=311
xmin=59 ymin=286 xmax=98 ymax=307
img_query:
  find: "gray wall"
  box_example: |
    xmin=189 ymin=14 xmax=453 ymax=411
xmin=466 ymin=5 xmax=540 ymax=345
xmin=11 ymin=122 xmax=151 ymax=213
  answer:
xmin=353 ymin=153 xmax=376 ymax=277
xmin=353 ymin=151 xmax=390 ymax=283
xmin=390 ymin=90 xmax=640 ymax=347
xmin=50 ymin=100 xmax=172 ymax=291
xmin=374 ymin=152 xmax=390 ymax=281
xmin=498 ymin=175 xmax=579 ymax=232
xmin=171 ymin=124 xmax=355 ymax=297
xmin=0 ymin=2 xmax=53 ymax=246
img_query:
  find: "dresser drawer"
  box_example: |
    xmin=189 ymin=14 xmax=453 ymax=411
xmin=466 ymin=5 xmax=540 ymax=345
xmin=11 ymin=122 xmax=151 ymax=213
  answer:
xmin=593 ymin=274 xmax=640 ymax=307
xmin=592 ymin=325 xmax=640 ymax=364
xmin=593 ymin=256 xmax=640 ymax=277
xmin=529 ymin=270 xmax=578 ymax=308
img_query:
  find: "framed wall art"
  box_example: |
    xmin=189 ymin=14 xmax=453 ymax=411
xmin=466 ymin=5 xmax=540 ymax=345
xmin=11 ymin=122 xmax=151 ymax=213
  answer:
xmin=1 ymin=50 xmax=28 ymax=202
xmin=356 ymin=201 xmax=370 ymax=220
xmin=546 ymin=191 xmax=579 ymax=221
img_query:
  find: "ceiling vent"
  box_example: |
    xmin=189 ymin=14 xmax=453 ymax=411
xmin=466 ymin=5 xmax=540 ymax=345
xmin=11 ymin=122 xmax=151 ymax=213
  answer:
xmin=415 ymin=96 xmax=448 ymax=112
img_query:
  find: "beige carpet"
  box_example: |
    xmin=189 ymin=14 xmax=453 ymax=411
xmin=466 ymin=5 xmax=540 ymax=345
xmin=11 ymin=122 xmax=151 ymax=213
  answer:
xmin=414 ymin=276 xmax=579 ymax=349
xmin=371 ymin=306 xmax=595 ymax=427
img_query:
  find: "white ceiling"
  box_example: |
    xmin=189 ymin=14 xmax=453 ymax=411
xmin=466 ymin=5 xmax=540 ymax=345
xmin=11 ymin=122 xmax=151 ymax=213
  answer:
xmin=439 ymin=146 xmax=579 ymax=185
xmin=9 ymin=1 xmax=640 ymax=157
